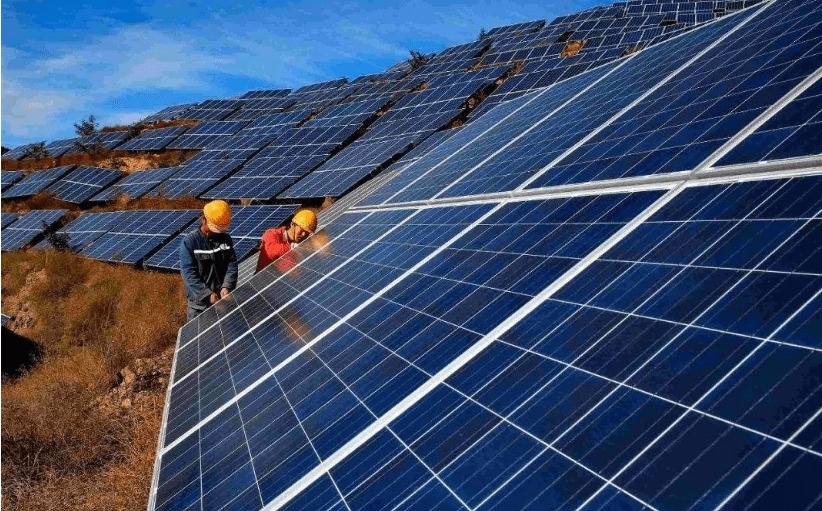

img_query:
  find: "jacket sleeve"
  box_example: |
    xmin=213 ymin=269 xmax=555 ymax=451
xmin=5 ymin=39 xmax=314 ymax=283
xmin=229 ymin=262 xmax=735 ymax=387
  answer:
xmin=222 ymin=238 xmax=238 ymax=290
xmin=180 ymin=235 xmax=212 ymax=303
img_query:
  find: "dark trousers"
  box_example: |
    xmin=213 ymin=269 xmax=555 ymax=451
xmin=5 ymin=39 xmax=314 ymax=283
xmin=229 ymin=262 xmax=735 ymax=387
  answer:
xmin=186 ymin=301 xmax=208 ymax=322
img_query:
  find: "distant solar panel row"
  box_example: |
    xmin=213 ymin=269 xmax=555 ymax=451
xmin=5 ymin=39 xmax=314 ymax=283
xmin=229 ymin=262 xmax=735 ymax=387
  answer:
xmin=1 ymin=209 xmax=67 ymax=251
xmin=118 ymin=126 xmax=191 ymax=151
xmin=1 ymin=171 xmax=26 ymax=192
xmin=92 ymin=167 xmax=180 ymax=201
xmin=46 ymin=166 xmax=124 ymax=204
xmin=3 ymin=166 xmax=75 ymax=199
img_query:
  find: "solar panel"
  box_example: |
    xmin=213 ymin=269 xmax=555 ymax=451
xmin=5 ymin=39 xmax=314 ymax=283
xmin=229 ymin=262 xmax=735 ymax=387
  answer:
xmin=80 ymin=210 xmax=198 ymax=265
xmin=148 ymin=155 xmax=246 ymax=199
xmin=1 ymin=171 xmax=26 ymax=191
xmin=239 ymin=89 xmax=292 ymax=99
xmin=2 ymin=141 xmax=46 ymax=160
xmin=142 ymin=104 xmax=198 ymax=123
xmin=33 ymin=211 xmax=128 ymax=252
xmin=184 ymin=100 xmax=245 ymax=121
xmin=2 ymin=166 xmax=75 ymax=199
xmin=166 ymin=121 xmax=249 ymax=150
xmin=1 ymin=314 xmax=10 ymax=327
xmin=117 ymin=126 xmax=192 ymax=151
xmin=1 ymin=209 xmax=67 ymax=251
xmin=91 ymin=167 xmax=181 ymax=201
xmin=44 ymin=137 xmax=81 ymax=157
xmin=1 ymin=212 xmax=19 ymax=229
xmin=241 ymin=109 xmax=314 ymax=137
xmin=718 ymin=76 xmax=822 ymax=166
xmin=144 ymin=205 xmax=296 ymax=271
xmin=46 ymin=165 xmax=124 ymax=203
xmin=73 ymin=131 xmax=130 ymax=152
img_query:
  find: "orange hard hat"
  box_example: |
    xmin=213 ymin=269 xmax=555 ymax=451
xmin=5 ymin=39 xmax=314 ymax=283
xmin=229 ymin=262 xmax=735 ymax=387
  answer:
xmin=292 ymin=210 xmax=317 ymax=233
xmin=203 ymin=200 xmax=232 ymax=233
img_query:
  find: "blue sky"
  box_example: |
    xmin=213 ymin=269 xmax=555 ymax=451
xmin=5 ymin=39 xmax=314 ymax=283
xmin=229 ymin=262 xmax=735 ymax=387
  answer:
xmin=2 ymin=0 xmax=600 ymax=149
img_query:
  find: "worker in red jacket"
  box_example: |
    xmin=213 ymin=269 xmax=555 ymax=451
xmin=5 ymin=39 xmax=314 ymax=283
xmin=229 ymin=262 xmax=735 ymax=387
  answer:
xmin=255 ymin=209 xmax=318 ymax=274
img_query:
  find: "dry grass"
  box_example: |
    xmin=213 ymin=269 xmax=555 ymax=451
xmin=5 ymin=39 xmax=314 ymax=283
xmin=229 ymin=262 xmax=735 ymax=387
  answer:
xmin=1 ymin=251 xmax=185 ymax=510
xmin=1 ymin=149 xmax=198 ymax=173
xmin=100 ymin=119 xmax=199 ymax=133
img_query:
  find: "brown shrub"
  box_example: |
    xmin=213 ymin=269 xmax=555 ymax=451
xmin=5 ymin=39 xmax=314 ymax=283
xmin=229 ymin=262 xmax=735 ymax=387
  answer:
xmin=1 ymin=149 xmax=198 ymax=173
xmin=1 ymin=251 xmax=185 ymax=509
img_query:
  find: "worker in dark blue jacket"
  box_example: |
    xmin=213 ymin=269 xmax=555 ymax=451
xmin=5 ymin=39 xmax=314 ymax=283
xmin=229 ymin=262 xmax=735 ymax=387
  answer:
xmin=179 ymin=200 xmax=238 ymax=321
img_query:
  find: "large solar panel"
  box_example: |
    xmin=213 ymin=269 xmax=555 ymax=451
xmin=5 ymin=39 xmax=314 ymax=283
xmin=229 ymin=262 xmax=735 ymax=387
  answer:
xmin=91 ymin=167 xmax=181 ymax=201
xmin=46 ymin=165 xmax=124 ymax=203
xmin=1 ymin=209 xmax=67 ymax=251
xmin=68 ymin=131 xmax=130 ymax=153
xmin=33 ymin=211 xmax=128 ymax=252
xmin=144 ymin=205 xmax=296 ymax=271
xmin=241 ymin=109 xmax=314 ymax=137
xmin=1 ymin=171 xmax=26 ymax=192
xmin=80 ymin=210 xmax=198 ymax=265
xmin=117 ymin=126 xmax=192 ymax=151
xmin=184 ymin=100 xmax=245 ymax=121
xmin=166 ymin=121 xmax=249 ymax=150
xmin=148 ymin=1 xmax=822 ymax=510
xmin=238 ymin=89 xmax=292 ymax=99
xmin=2 ymin=166 xmax=74 ymax=199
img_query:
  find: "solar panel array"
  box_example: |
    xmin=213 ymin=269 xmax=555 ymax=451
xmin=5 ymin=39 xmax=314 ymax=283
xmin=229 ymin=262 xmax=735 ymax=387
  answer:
xmin=46 ymin=165 xmax=124 ymax=203
xmin=76 ymin=131 xmax=131 ymax=152
xmin=1 ymin=209 xmax=67 ymax=251
xmin=184 ymin=100 xmax=245 ymax=121
xmin=118 ymin=126 xmax=192 ymax=151
xmin=206 ymin=98 xmax=393 ymax=200
xmin=2 ymin=166 xmax=75 ymax=199
xmin=92 ymin=166 xmax=181 ymax=201
xmin=148 ymin=1 xmax=822 ymax=511
xmin=80 ymin=210 xmax=198 ymax=265
xmin=1 ymin=171 xmax=26 ymax=191
xmin=281 ymin=68 xmax=507 ymax=198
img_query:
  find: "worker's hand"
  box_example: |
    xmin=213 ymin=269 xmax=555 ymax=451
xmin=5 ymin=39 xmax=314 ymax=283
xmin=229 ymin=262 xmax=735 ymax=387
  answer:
xmin=220 ymin=287 xmax=231 ymax=299
xmin=209 ymin=292 xmax=219 ymax=304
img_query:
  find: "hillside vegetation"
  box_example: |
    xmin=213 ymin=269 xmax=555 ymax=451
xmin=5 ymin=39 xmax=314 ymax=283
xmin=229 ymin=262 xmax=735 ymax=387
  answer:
xmin=1 ymin=250 xmax=186 ymax=510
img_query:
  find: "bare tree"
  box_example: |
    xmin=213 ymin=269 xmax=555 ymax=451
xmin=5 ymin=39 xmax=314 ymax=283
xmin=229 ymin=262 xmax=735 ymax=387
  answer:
xmin=74 ymin=115 xmax=104 ymax=154
xmin=22 ymin=142 xmax=49 ymax=159
xmin=408 ymin=50 xmax=430 ymax=70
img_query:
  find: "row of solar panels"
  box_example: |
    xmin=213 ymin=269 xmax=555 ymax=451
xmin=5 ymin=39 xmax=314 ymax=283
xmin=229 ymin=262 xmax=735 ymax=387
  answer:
xmin=0 ymin=205 xmax=296 ymax=271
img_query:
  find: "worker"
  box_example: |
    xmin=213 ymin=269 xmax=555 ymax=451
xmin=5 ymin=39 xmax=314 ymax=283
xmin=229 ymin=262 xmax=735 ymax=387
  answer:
xmin=255 ymin=209 xmax=317 ymax=273
xmin=180 ymin=200 xmax=238 ymax=321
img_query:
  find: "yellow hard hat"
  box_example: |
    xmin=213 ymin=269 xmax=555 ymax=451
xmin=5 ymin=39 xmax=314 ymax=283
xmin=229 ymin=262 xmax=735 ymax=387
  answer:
xmin=292 ymin=210 xmax=317 ymax=233
xmin=203 ymin=200 xmax=232 ymax=233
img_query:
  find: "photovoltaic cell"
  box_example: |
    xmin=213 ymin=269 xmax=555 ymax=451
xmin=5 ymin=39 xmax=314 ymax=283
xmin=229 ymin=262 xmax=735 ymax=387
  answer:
xmin=81 ymin=210 xmax=198 ymax=265
xmin=142 ymin=104 xmax=197 ymax=123
xmin=2 ymin=166 xmax=74 ymax=199
xmin=46 ymin=165 xmax=124 ymax=203
xmin=150 ymin=160 xmax=244 ymax=199
xmin=1 ymin=209 xmax=67 ymax=250
xmin=92 ymin=167 xmax=181 ymax=201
